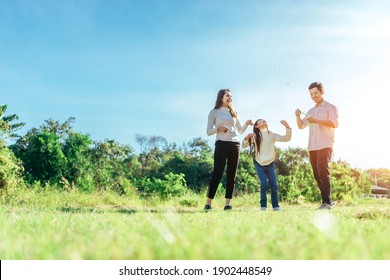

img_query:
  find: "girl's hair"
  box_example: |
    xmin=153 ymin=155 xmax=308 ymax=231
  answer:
xmin=249 ymin=119 xmax=269 ymax=158
xmin=214 ymin=89 xmax=238 ymax=119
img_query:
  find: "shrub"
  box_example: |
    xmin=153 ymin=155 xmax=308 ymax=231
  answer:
xmin=135 ymin=172 xmax=188 ymax=200
xmin=0 ymin=146 xmax=24 ymax=190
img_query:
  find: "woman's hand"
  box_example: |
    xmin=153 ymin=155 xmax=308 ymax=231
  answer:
xmin=217 ymin=126 xmax=228 ymax=133
xmin=246 ymin=120 xmax=254 ymax=126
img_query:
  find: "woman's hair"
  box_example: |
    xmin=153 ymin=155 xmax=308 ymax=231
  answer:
xmin=249 ymin=119 xmax=269 ymax=158
xmin=214 ymin=89 xmax=237 ymax=119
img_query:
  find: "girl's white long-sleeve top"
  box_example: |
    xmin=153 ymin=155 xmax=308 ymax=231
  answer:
xmin=242 ymin=127 xmax=292 ymax=166
xmin=207 ymin=107 xmax=248 ymax=143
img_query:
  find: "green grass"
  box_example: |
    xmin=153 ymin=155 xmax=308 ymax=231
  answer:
xmin=1 ymin=189 xmax=389 ymax=260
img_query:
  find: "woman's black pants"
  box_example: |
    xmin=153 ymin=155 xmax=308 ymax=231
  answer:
xmin=207 ymin=140 xmax=240 ymax=199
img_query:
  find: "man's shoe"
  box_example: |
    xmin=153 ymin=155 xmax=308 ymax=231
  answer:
xmin=318 ymin=203 xmax=332 ymax=210
xmin=224 ymin=205 xmax=232 ymax=210
xmin=273 ymin=207 xmax=281 ymax=211
xmin=260 ymin=207 xmax=267 ymax=211
xmin=204 ymin=204 xmax=212 ymax=211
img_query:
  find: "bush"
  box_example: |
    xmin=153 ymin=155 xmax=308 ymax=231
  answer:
xmin=135 ymin=172 xmax=188 ymax=200
xmin=0 ymin=146 xmax=24 ymax=190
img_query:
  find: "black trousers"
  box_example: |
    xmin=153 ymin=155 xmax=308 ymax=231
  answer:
xmin=207 ymin=140 xmax=240 ymax=199
xmin=309 ymin=148 xmax=333 ymax=205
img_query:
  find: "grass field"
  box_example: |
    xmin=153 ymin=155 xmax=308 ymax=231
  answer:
xmin=1 ymin=189 xmax=389 ymax=260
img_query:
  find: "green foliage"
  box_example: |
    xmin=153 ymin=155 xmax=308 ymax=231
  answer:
xmin=135 ymin=134 xmax=168 ymax=176
xmin=0 ymin=104 xmax=25 ymax=142
xmin=11 ymin=118 xmax=141 ymax=193
xmin=75 ymin=174 xmax=95 ymax=192
xmin=0 ymin=146 xmax=24 ymax=190
xmin=0 ymin=105 xmax=25 ymax=190
xmin=365 ymin=168 xmax=390 ymax=188
xmin=235 ymin=151 xmax=259 ymax=195
xmin=179 ymin=197 xmax=199 ymax=207
xmin=278 ymin=161 xmax=317 ymax=203
xmin=135 ymin=172 xmax=188 ymax=200
xmin=330 ymin=161 xmax=371 ymax=200
xmin=91 ymin=139 xmax=140 ymax=193
xmin=10 ymin=117 xmax=76 ymax=184
xmin=0 ymin=109 xmax=386 ymax=204
xmin=159 ymin=138 xmax=213 ymax=192
xmin=14 ymin=131 xmax=67 ymax=183
xmin=63 ymin=132 xmax=93 ymax=183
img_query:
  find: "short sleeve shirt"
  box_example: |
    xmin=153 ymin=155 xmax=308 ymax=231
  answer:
xmin=302 ymin=101 xmax=338 ymax=151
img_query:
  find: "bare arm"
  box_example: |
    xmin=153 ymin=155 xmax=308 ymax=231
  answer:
xmin=295 ymin=109 xmax=304 ymax=129
xmin=306 ymin=117 xmax=336 ymax=128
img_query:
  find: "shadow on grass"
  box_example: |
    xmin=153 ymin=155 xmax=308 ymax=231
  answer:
xmin=56 ymin=206 xmax=238 ymax=215
xmin=355 ymin=210 xmax=390 ymax=219
xmin=58 ymin=207 xmax=107 ymax=214
xmin=57 ymin=206 xmax=138 ymax=215
xmin=115 ymin=208 xmax=137 ymax=214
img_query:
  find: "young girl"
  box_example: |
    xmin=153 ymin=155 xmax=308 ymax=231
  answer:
xmin=205 ymin=89 xmax=253 ymax=211
xmin=242 ymin=119 xmax=291 ymax=210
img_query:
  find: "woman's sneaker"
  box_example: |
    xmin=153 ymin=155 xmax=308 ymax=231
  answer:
xmin=223 ymin=205 xmax=232 ymax=210
xmin=204 ymin=204 xmax=212 ymax=211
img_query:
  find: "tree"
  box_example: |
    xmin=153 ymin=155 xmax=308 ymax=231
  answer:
xmin=156 ymin=137 xmax=214 ymax=192
xmin=330 ymin=161 xmax=371 ymax=199
xmin=135 ymin=134 xmax=167 ymax=176
xmin=39 ymin=117 xmax=76 ymax=141
xmin=0 ymin=105 xmax=25 ymax=190
xmin=235 ymin=150 xmax=259 ymax=195
xmin=16 ymin=131 xmax=67 ymax=183
xmin=365 ymin=168 xmax=390 ymax=188
xmin=91 ymin=139 xmax=140 ymax=193
xmin=10 ymin=118 xmax=78 ymax=185
xmin=0 ymin=146 xmax=24 ymax=190
xmin=0 ymin=104 xmax=25 ymax=144
xmin=62 ymin=132 xmax=93 ymax=189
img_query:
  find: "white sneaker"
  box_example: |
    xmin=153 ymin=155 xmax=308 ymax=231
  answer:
xmin=318 ymin=203 xmax=332 ymax=209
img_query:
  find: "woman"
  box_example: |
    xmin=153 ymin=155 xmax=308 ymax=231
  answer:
xmin=205 ymin=89 xmax=253 ymax=211
xmin=242 ymin=119 xmax=291 ymax=211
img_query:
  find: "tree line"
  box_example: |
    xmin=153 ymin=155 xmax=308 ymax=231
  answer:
xmin=1 ymin=104 xmax=389 ymax=202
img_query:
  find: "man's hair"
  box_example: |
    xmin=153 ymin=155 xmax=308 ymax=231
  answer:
xmin=308 ymin=82 xmax=324 ymax=92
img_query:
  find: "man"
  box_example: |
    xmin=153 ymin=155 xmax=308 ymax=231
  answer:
xmin=295 ymin=82 xmax=339 ymax=209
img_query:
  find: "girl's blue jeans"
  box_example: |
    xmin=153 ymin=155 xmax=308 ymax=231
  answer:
xmin=254 ymin=161 xmax=279 ymax=209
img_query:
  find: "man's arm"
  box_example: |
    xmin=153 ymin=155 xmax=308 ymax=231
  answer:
xmin=306 ymin=117 xmax=336 ymax=128
xmin=295 ymin=109 xmax=304 ymax=129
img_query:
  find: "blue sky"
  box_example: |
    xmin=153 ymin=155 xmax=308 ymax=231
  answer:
xmin=1 ymin=0 xmax=389 ymax=169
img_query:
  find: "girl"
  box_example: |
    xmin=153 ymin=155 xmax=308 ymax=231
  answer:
xmin=242 ymin=119 xmax=291 ymax=210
